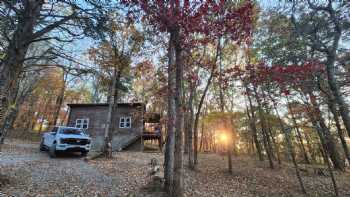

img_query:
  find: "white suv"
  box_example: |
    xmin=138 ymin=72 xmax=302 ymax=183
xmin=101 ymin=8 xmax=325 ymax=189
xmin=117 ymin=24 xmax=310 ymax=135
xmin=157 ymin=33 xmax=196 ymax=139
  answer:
xmin=40 ymin=126 xmax=91 ymax=157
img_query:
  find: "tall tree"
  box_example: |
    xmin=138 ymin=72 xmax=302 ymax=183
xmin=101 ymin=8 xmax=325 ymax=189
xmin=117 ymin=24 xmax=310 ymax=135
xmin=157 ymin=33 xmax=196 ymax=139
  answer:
xmin=0 ymin=70 xmax=40 ymax=149
xmin=291 ymin=1 xmax=350 ymax=137
xmin=0 ymin=0 xmax=109 ymax=146
xmin=88 ymin=14 xmax=144 ymax=157
xmin=123 ymin=1 xmax=254 ymax=195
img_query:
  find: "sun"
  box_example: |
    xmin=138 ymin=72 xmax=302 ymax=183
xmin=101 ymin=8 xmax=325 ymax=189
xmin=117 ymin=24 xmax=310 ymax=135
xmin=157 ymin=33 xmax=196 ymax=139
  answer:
xmin=219 ymin=133 xmax=228 ymax=144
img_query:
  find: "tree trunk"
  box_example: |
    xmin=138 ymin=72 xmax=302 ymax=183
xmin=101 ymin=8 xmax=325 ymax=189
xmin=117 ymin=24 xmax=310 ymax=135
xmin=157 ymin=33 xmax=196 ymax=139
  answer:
xmin=245 ymin=87 xmax=264 ymax=161
xmin=259 ymin=118 xmax=274 ymax=168
xmin=52 ymin=71 xmax=67 ymax=126
xmin=327 ymin=97 xmax=350 ymax=162
xmin=319 ymin=144 xmax=339 ymax=197
xmin=0 ymin=105 xmax=20 ymax=151
xmin=39 ymin=97 xmax=53 ymax=132
xmin=266 ymin=122 xmax=281 ymax=165
xmin=308 ymin=93 xmax=345 ymax=171
xmin=217 ymin=42 xmax=232 ymax=173
xmin=186 ymin=85 xmax=195 ymax=169
xmin=302 ymin=0 xmax=350 ymax=141
xmin=270 ymin=97 xmax=306 ymax=194
xmin=325 ymin=39 xmax=350 ymax=139
xmin=173 ymin=30 xmax=184 ymax=196
xmin=193 ymin=41 xmax=220 ymax=166
xmin=218 ymin=39 xmax=225 ymax=113
xmin=0 ymin=85 xmax=34 ymax=150
xmin=0 ymin=1 xmax=44 ymax=143
xmin=103 ymin=69 xmax=120 ymax=158
xmin=304 ymin=133 xmax=316 ymax=163
xmin=193 ymin=66 xmax=215 ymax=166
xmin=52 ymin=85 xmax=65 ymax=126
xmin=253 ymin=87 xmax=274 ymax=169
xmin=309 ymin=117 xmax=339 ymax=197
xmin=227 ymin=144 xmax=233 ymax=173
xmin=286 ymin=98 xmax=311 ymax=164
xmin=25 ymin=96 xmax=37 ymax=133
xmin=184 ymin=113 xmax=189 ymax=154
xmin=164 ymin=31 xmax=176 ymax=193
xmin=199 ymin=121 xmax=204 ymax=152
xmin=259 ymin=92 xmax=277 ymax=162
xmin=283 ymin=127 xmax=307 ymax=194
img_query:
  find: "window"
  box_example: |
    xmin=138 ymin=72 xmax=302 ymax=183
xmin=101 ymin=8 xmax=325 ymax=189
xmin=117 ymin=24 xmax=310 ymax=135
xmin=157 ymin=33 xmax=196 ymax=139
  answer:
xmin=59 ymin=128 xmax=83 ymax=135
xmin=76 ymin=119 xmax=89 ymax=129
xmin=119 ymin=117 xmax=131 ymax=128
xmin=51 ymin=127 xmax=58 ymax=134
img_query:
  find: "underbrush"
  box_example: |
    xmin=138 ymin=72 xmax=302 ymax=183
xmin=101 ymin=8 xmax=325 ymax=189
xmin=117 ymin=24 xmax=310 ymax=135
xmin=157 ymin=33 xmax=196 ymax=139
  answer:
xmin=6 ymin=129 xmax=41 ymax=142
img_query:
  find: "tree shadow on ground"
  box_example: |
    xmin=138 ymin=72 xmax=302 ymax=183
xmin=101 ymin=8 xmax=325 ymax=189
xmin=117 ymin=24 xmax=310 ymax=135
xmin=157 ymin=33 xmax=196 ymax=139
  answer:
xmin=128 ymin=177 xmax=166 ymax=197
xmin=44 ymin=151 xmax=85 ymax=159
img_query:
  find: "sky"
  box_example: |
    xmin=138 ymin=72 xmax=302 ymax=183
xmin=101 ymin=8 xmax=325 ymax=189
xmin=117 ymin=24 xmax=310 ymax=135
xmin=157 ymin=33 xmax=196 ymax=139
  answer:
xmin=61 ymin=0 xmax=349 ymax=105
xmin=58 ymin=0 xmax=288 ymax=103
xmin=68 ymin=1 xmax=278 ymax=66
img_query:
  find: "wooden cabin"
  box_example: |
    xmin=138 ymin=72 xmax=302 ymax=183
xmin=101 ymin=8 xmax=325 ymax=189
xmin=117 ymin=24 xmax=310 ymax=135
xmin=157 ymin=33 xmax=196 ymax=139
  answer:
xmin=67 ymin=103 xmax=162 ymax=152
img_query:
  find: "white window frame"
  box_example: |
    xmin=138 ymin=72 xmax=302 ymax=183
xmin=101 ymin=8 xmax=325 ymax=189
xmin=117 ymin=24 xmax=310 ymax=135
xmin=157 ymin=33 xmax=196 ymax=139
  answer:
xmin=75 ymin=118 xmax=89 ymax=129
xmin=119 ymin=117 xmax=131 ymax=128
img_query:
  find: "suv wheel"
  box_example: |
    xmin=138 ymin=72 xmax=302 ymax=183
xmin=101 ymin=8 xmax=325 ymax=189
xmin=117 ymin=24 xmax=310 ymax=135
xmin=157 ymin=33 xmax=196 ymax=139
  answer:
xmin=81 ymin=151 xmax=88 ymax=157
xmin=39 ymin=139 xmax=46 ymax=151
xmin=49 ymin=143 xmax=57 ymax=158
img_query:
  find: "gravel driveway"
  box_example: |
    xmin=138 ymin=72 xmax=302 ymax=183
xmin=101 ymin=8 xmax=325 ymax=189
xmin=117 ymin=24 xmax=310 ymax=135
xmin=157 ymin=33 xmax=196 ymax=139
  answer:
xmin=3 ymin=140 xmax=350 ymax=197
xmin=0 ymin=139 xmax=154 ymax=197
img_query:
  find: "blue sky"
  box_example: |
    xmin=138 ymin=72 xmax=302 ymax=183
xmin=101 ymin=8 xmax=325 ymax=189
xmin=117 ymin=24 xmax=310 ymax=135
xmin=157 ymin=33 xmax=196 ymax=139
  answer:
xmin=59 ymin=0 xmax=286 ymax=95
xmin=67 ymin=1 xmax=278 ymax=66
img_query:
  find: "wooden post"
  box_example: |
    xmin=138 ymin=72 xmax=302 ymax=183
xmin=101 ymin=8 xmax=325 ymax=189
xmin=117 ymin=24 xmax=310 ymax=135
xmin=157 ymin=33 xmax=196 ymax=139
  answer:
xmin=141 ymin=105 xmax=144 ymax=152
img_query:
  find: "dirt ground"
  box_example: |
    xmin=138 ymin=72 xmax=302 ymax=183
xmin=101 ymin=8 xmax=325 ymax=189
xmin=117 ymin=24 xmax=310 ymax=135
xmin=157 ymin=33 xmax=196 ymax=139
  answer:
xmin=1 ymin=139 xmax=350 ymax=197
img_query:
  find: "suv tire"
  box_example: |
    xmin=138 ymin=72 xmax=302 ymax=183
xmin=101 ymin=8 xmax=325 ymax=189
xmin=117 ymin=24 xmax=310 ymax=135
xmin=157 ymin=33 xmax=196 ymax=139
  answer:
xmin=39 ymin=139 xmax=46 ymax=151
xmin=49 ymin=143 xmax=57 ymax=158
xmin=81 ymin=151 xmax=88 ymax=157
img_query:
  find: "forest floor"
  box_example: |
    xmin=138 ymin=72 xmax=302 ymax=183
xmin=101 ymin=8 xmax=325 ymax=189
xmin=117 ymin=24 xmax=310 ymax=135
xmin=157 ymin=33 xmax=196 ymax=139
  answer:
xmin=1 ymin=139 xmax=350 ymax=197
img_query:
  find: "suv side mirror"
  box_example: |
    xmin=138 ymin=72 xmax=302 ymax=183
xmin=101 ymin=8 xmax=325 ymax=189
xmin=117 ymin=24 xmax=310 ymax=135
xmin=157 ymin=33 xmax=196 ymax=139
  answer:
xmin=51 ymin=127 xmax=58 ymax=135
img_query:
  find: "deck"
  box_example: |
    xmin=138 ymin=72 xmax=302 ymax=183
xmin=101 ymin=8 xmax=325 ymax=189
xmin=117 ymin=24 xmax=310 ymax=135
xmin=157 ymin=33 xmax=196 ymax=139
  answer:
xmin=142 ymin=131 xmax=161 ymax=140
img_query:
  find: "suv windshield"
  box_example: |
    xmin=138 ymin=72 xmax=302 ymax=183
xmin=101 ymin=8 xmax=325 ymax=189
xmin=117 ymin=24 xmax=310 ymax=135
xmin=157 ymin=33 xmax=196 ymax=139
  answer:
xmin=59 ymin=128 xmax=83 ymax=135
